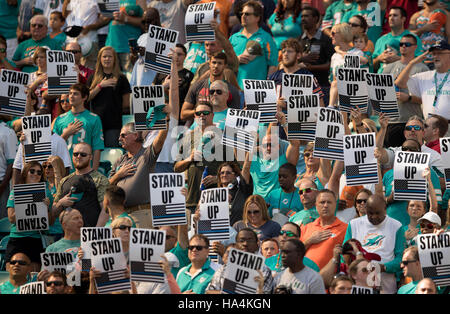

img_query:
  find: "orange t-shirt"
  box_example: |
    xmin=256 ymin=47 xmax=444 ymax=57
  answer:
xmin=300 ymin=217 xmax=348 ymax=270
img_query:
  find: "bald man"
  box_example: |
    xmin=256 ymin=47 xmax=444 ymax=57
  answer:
xmin=343 ymin=194 xmax=406 ymax=294
xmin=415 ymin=278 xmax=438 ymax=294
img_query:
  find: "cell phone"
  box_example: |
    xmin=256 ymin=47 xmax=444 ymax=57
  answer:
xmin=128 ymin=38 xmax=137 ymax=50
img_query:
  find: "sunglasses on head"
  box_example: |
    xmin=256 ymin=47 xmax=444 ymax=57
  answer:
xmin=194 ymin=110 xmax=211 ymax=116
xmin=46 ymin=280 xmax=64 ymax=287
xmin=209 ymin=89 xmax=223 ymax=95
xmin=188 ymin=245 xmax=207 ymax=251
xmin=420 ymin=223 xmax=435 ymax=229
xmin=73 ymin=152 xmax=88 ymax=157
xmin=399 ymin=42 xmax=415 ymax=47
xmin=114 ymin=225 xmax=131 ymax=231
xmin=405 ymin=125 xmax=422 ymax=131
xmin=10 ymin=260 xmax=28 ymax=266
xmin=356 ymin=199 xmax=368 ymax=204
xmin=29 ymin=169 xmax=42 ymax=175
xmin=299 ymin=187 xmax=317 ymax=195
xmin=280 ymin=230 xmax=296 ymax=237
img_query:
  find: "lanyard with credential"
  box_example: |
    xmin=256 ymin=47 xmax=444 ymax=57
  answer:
xmin=432 ymin=70 xmax=450 ymax=107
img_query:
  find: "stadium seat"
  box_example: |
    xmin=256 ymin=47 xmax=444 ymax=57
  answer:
xmin=0 ymin=218 xmax=11 ymax=240
xmin=0 ymin=271 xmax=9 ymax=284
xmin=99 ymin=148 xmax=125 ymax=177
xmin=0 ymin=235 xmax=10 ymax=271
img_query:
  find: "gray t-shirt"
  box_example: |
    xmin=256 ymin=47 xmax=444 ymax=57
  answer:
xmin=382 ymin=60 xmax=429 ymax=123
xmin=273 ymin=266 xmax=326 ymax=294
xmin=148 ymin=0 xmax=187 ymax=44
xmin=110 ymin=145 xmax=158 ymax=207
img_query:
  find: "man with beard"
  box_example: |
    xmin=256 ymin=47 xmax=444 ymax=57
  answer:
xmin=45 ymin=271 xmax=73 ymax=294
xmin=53 ymin=143 xmax=109 ymax=228
xmin=343 ymin=194 xmax=405 ymax=294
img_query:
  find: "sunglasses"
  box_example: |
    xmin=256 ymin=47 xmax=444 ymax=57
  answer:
xmin=209 ymin=89 xmax=224 ymax=95
xmin=119 ymin=132 xmax=134 ymax=138
xmin=43 ymin=164 xmax=53 ymax=169
xmin=399 ymin=42 xmax=415 ymax=48
xmin=356 ymin=199 xmax=368 ymax=204
xmin=401 ymin=146 xmax=419 ymax=152
xmin=247 ymin=210 xmax=260 ymax=215
xmin=188 ymin=245 xmax=207 ymax=251
xmin=350 ymin=23 xmax=361 ymax=27
xmin=59 ymin=98 xmax=69 ymax=103
xmin=262 ymin=143 xmax=272 ymax=148
xmin=0 ymin=48 xmax=6 ymax=53
xmin=46 ymin=281 xmax=64 ymax=287
xmin=299 ymin=187 xmax=317 ymax=195
xmin=114 ymin=225 xmax=131 ymax=231
xmin=29 ymin=169 xmax=42 ymax=175
xmin=420 ymin=223 xmax=435 ymax=229
xmin=194 ymin=111 xmax=211 ymax=116
xmin=66 ymin=49 xmax=81 ymax=54
xmin=331 ymin=31 xmax=337 ymax=36
xmin=10 ymin=260 xmax=28 ymax=266
xmin=31 ymin=23 xmax=45 ymax=28
xmin=280 ymin=230 xmax=296 ymax=237
xmin=401 ymin=260 xmax=417 ymax=266
xmin=405 ymin=125 xmax=422 ymax=131
xmin=73 ymin=152 xmax=89 ymax=157
xmin=303 ymin=152 xmax=312 ymax=158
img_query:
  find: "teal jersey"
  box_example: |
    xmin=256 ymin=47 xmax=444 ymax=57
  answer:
xmin=373 ymin=30 xmax=423 ymax=73
xmin=289 ymin=207 xmax=320 ymax=227
xmin=230 ymin=27 xmax=278 ymax=90
xmin=12 ymin=35 xmax=63 ymax=73
xmin=184 ymin=42 xmax=207 ymax=74
xmin=169 ymin=242 xmax=190 ymax=278
xmin=176 ymin=259 xmax=215 ymax=294
xmin=342 ymin=3 xmax=384 ymax=45
xmin=50 ymin=32 xmax=67 ymax=48
xmin=0 ymin=0 xmax=21 ymax=39
xmin=265 ymin=253 xmax=320 ymax=273
xmin=105 ymin=0 xmax=143 ymax=54
xmin=0 ymin=278 xmax=37 ymax=294
xmin=383 ymin=168 xmax=442 ymax=226
xmin=265 ymin=187 xmax=303 ymax=218
xmin=45 ymin=238 xmax=81 ymax=261
xmin=190 ymin=108 xmax=228 ymax=131
xmin=105 ymin=212 xmax=136 ymax=228
xmin=397 ymin=280 xmax=419 ymax=294
xmin=250 ymin=152 xmax=288 ymax=198
xmin=7 ymin=185 xmax=54 ymax=238
xmin=321 ymin=0 xmax=357 ymax=30
xmin=268 ymin=13 xmax=302 ymax=52
xmin=52 ymin=110 xmax=105 ymax=170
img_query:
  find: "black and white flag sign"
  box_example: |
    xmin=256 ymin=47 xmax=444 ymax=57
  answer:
xmin=132 ymin=85 xmax=167 ymax=130
xmin=313 ymin=107 xmax=344 ymax=161
xmin=197 ymin=188 xmax=230 ymax=241
xmin=97 ymin=0 xmax=120 ymax=18
xmin=47 ymin=50 xmax=78 ymax=95
xmin=439 ymin=137 xmax=450 ymax=190
xmin=393 ymin=151 xmax=430 ymax=201
xmin=222 ymin=109 xmax=260 ymax=152
xmin=366 ymin=73 xmax=399 ymax=119
xmin=244 ymin=79 xmax=278 ymax=123
xmin=0 ymin=69 xmax=29 ymax=116
xmin=286 ymin=94 xmax=319 ymax=141
xmin=22 ymin=114 xmax=52 ymax=163
xmin=14 ymin=183 xmax=48 ymax=232
xmin=336 ymin=67 xmax=368 ymax=113
xmin=145 ymin=25 xmax=178 ymax=75
xmin=418 ymin=232 xmax=450 ymax=287
xmin=185 ymin=2 xmax=216 ymax=42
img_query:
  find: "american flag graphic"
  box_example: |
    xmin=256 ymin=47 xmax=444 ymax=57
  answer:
xmin=287 ymin=122 xmax=316 ymax=141
xmin=246 ymin=104 xmax=277 ymax=123
xmin=24 ymin=142 xmax=51 ymax=163
xmin=144 ymin=52 xmax=171 ymax=75
xmin=222 ymin=278 xmax=256 ymax=294
xmin=97 ymin=1 xmax=120 ymax=18
xmin=394 ymin=179 xmax=427 ymax=201
xmin=313 ymin=137 xmax=344 ymax=160
xmin=345 ymin=164 xmax=379 ymax=186
xmin=47 ymin=76 xmax=78 ymax=95
xmin=130 ymin=261 xmax=165 ymax=283
xmin=338 ymin=94 xmax=368 ymax=113
xmin=151 ymin=203 xmax=187 ymax=226
xmin=445 ymin=169 xmax=450 ymax=190
xmin=208 ymin=248 xmax=219 ymax=263
xmin=370 ymin=99 xmax=399 ymax=119
xmin=185 ymin=24 xmax=215 ymax=42
xmin=197 ymin=219 xmax=230 ymax=240
xmin=14 ymin=183 xmax=46 ymax=205
xmin=0 ymin=95 xmax=26 ymax=116
xmin=422 ymin=265 xmax=450 ymax=286
xmin=222 ymin=126 xmax=255 ymax=152
xmin=95 ymin=269 xmax=131 ymax=294
xmin=134 ymin=112 xmax=167 ymax=131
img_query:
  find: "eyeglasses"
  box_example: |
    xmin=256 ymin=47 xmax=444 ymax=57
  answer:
xmin=299 ymin=187 xmax=317 ymax=195
xmin=247 ymin=210 xmax=260 ymax=215
xmin=46 ymin=281 xmax=64 ymax=287
xmin=303 ymin=152 xmax=312 ymax=158
xmin=73 ymin=152 xmax=88 ymax=157
xmin=420 ymin=223 xmax=435 ymax=229
xmin=188 ymin=245 xmax=207 ymax=251
xmin=10 ymin=260 xmax=28 ymax=266
xmin=43 ymin=164 xmax=53 ymax=169
xmin=280 ymin=230 xmax=296 ymax=237
xmin=29 ymin=169 xmax=43 ymax=176
xmin=119 ymin=132 xmax=134 ymax=138
xmin=0 ymin=48 xmax=6 ymax=53
xmin=31 ymin=23 xmax=45 ymax=28
xmin=399 ymin=42 xmax=415 ymax=48
xmin=401 ymin=260 xmax=417 ymax=266
xmin=350 ymin=23 xmax=361 ymax=27
xmin=209 ymin=89 xmax=224 ymax=95
xmin=405 ymin=125 xmax=422 ymax=131
xmin=401 ymin=146 xmax=419 ymax=152
xmin=356 ymin=199 xmax=368 ymax=204
xmin=114 ymin=225 xmax=131 ymax=231
xmin=194 ymin=111 xmax=211 ymax=116
xmin=66 ymin=49 xmax=81 ymax=54
xmin=242 ymin=12 xmax=255 ymax=16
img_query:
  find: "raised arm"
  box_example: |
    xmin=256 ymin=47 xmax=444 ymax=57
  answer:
xmin=394 ymin=52 xmax=428 ymax=89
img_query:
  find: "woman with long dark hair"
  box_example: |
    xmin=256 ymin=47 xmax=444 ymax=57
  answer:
xmin=268 ymin=0 xmax=302 ymax=52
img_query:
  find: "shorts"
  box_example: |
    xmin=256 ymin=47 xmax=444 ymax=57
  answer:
xmin=5 ymin=237 xmax=44 ymax=264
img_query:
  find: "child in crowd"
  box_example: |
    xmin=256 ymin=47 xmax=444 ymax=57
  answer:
xmin=49 ymin=11 xmax=67 ymax=46
xmin=353 ymin=33 xmax=373 ymax=72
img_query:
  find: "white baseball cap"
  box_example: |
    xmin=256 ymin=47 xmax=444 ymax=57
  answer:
xmin=418 ymin=212 xmax=441 ymax=227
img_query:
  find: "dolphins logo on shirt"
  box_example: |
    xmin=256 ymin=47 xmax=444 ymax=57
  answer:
xmin=362 ymin=234 xmax=385 ymax=250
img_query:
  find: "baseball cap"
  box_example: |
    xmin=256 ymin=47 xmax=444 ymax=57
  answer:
xmin=418 ymin=212 xmax=442 ymax=226
xmin=428 ymin=40 xmax=450 ymax=52
xmin=64 ymin=25 xmax=83 ymax=38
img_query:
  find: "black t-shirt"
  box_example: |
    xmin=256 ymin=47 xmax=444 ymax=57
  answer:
xmin=88 ymin=73 xmax=132 ymax=130
xmin=228 ymin=175 xmax=253 ymax=226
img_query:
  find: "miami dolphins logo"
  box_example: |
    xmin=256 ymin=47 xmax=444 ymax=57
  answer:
xmin=362 ymin=233 xmax=385 ymax=250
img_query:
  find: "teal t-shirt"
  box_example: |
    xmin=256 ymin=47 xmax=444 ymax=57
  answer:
xmin=289 ymin=206 xmax=320 ymax=227
xmin=105 ymin=212 xmax=137 ymax=228
xmin=268 ymin=13 xmax=302 ymax=52
xmin=0 ymin=275 xmax=37 ymax=294
xmin=322 ymin=0 xmax=357 ymax=29
xmin=176 ymin=258 xmax=215 ymax=294
xmin=265 ymin=253 xmax=320 ymax=273
xmin=230 ymin=27 xmax=278 ymax=90
xmin=45 ymin=238 xmax=81 ymax=260
xmin=265 ymin=187 xmax=302 ymax=218
xmin=250 ymin=152 xmax=288 ymax=198
xmin=169 ymin=242 xmax=190 ymax=278
xmin=342 ymin=3 xmax=384 ymax=45
xmin=105 ymin=0 xmax=143 ymax=54
xmin=184 ymin=42 xmax=207 ymax=74
xmin=397 ymin=280 xmax=419 ymax=294
xmin=50 ymin=32 xmax=67 ymax=48
xmin=0 ymin=0 xmax=21 ymax=39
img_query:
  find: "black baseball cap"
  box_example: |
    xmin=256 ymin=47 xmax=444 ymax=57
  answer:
xmin=428 ymin=40 xmax=450 ymax=52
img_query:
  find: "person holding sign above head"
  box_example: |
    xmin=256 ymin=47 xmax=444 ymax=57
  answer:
xmin=110 ymin=217 xmax=133 ymax=262
xmin=27 ymin=47 xmax=52 ymax=114
xmin=294 ymin=142 xmax=330 ymax=193
xmin=64 ymin=42 xmax=94 ymax=86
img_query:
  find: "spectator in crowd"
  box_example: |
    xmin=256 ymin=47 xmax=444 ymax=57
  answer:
xmin=49 ymin=11 xmax=67 ymax=47
xmin=230 ymin=0 xmax=278 ymax=89
xmin=403 ymin=200 xmax=427 ymax=247
xmin=295 ymin=142 xmax=329 ymax=192
xmin=415 ymin=278 xmax=438 ymax=294
xmin=88 ymin=46 xmax=131 ymax=148
xmin=0 ymin=0 xmax=20 ymax=59
xmin=12 ymin=14 xmax=62 ymax=73
xmin=65 ymin=42 xmax=95 ymax=86
xmin=17 ymin=0 xmax=34 ymax=44
xmin=397 ymin=246 xmax=423 ymax=294
xmin=103 ymin=185 xmax=136 ymax=228
xmin=353 ymin=188 xmax=372 ymax=217
xmin=261 ymin=238 xmax=279 ymax=259
xmin=268 ymin=0 xmax=302 ymax=52
xmin=321 ymin=0 xmax=357 ymax=38
xmin=382 ymin=0 xmax=418 ymax=34
xmin=53 ymin=142 xmax=109 ymax=228
xmin=289 ymin=179 xmax=320 ymax=227
xmin=27 ymin=47 xmax=54 ymax=114
xmin=0 ymin=117 xmax=17 ymax=219
xmin=329 ymin=275 xmax=354 ymax=294
xmin=45 ymin=270 xmax=73 ymax=294
xmin=111 ymin=216 xmax=133 ymax=261
xmin=0 ymin=252 xmax=35 ymax=294
xmin=348 ymin=15 xmax=374 ymax=52
xmin=272 ymin=238 xmax=326 ymax=294
xmin=348 ymin=258 xmax=372 ymax=289
xmin=228 ymin=0 xmax=276 ymax=35
xmin=0 ymin=36 xmax=17 ymax=70
xmin=423 ymin=114 xmax=448 ymax=153
xmin=418 ymin=211 xmax=443 ymax=234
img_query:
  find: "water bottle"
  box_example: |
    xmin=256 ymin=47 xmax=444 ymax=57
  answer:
xmin=200 ymin=166 xmax=209 ymax=191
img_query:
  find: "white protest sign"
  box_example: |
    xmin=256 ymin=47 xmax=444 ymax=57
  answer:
xmin=145 ymin=25 xmax=178 ymax=75
xmin=244 ymin=79 xmax=278 ymax=123
xmin=393 ymin=151 xmax=430 ymax=201
xmin=281 ymin=73 xmax=314 ymax=99
xmin=46 ymin=50 xmax=78 ymax=95
xmin=197 ymin=188 xmax=230 ymax=241
xmin=131 ymin=85 xmax=167 ymax=130
xmin=366 ymin=73 xmax=399 ymax=119
xmin=222 ymin=108 xmax=259 ymax=152
xmin=14 ymin=183 xmax=48 ymax=232
xmin=313 ymin=107 xmax=344 ymax=161
xmin=0 ymin=69 xmax=29 ymax=116
xmin=129 ymin=228 xmax=166 ymax=283
xmin=22 ymin=114 xmax=52 ymax=163
xmin=40 ymin=252 xmax=75 ymax=276
xmin=149 ymin=173 xmax=187 ymax=226
xmin=90 ymin=238 xmax=130 ymax=294
xmin=351 ymin=285 xmax=374 ymax=294
xmin=343 ymin=132 xmax=379 ymax=186
xmin=344 ymin=55 xmax=360 ymax=68
xmin=417 ymin=232 xmax=450 ymax=287
xmin=185 ymin=2 xmax=216 ymax=42
xmin=222 ymin=248 xmax=265 ymax=294
xmin=80 ymin=227 xmax=113 ymax=271
xmin=97 ymin=0 xmax=120 ymax=18
xmin=20 ymin=282 xmax=46 ymax=294
xmin=286 ymin=94 xmax=319 ymax=141
xmin=337 ymin=67 xmax=368 ymax=113
xmin=440 ymin=137 xmax=450 ymax=190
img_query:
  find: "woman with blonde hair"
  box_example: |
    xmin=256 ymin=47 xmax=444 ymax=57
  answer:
xmin=88 ymin=46 xmax=132 ymax=147
xmin=110 ymin=216 xmax=133 ymax=261
xmin=43 ymin=155 xmax=66 ymax=197
xmin=232 ymin=194 xmax=281 ymax=241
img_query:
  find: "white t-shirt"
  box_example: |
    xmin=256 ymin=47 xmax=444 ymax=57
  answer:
xmin=0 ymin=122 xmax=18 ymax=180
xmin=408 ymin=70 xmax=450 ymax=119
xmin=35 ymin=0 xmax=63 ymax=19
xmin=66 ymin=0 xmax=100 ymax=43
xmin=273 ymin=266 xmax=326 ymax=294
xmin=13 ymin=133 xmax=72 ymax=171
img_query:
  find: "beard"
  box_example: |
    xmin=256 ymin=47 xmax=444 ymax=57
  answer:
xmin=282 ymin=58 xmax=297 ymax=68
xmin=74 ymin=159 xmax=90 ymax=170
